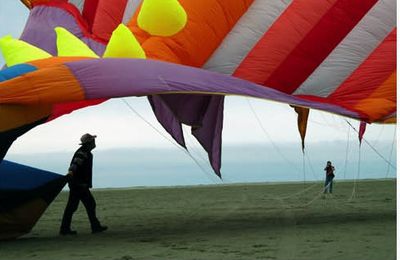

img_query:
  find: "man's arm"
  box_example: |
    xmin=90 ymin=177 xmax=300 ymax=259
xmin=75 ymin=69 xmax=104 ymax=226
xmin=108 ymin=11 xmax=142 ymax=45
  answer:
xmin=69 ymin=151 xmax=88 ymax=172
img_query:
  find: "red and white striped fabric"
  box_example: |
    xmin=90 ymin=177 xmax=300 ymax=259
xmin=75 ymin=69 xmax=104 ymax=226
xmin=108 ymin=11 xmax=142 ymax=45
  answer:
xmin=204 ymin=0 xmax=396 ymax=123
xmin=206 ymin=0 xmax=396 ymax=122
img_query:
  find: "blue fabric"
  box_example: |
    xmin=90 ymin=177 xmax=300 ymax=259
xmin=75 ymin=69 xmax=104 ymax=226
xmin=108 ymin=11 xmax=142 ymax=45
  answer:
xmin=0 ymin=160 xmax=62 ymax=190
xmin=0 ymin=64 xmax=37 ymax=82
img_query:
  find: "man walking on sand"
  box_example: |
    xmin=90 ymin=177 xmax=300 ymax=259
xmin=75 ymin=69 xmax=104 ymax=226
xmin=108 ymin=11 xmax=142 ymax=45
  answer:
xmin=60 ymin=133 xmax=108 ymax=235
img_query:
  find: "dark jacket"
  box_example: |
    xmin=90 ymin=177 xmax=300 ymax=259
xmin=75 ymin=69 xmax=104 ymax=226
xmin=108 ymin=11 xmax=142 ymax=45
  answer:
xmin=68 ymin=147 xmax=93 ymax=188
xmin=324 ymin=165 xmax=335 ymax=177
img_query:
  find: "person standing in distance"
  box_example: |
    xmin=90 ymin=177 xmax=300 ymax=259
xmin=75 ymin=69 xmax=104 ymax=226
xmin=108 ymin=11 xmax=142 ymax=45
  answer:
xmin=323 ymin=161 xmax=335 ymax=195
xmin=60 ymin=133 xmax=107 ymax=235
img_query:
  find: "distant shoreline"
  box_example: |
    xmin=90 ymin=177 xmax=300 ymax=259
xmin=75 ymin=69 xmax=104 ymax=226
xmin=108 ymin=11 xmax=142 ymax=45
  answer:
xmin=88 ymin=177 xmax=396 ymax=191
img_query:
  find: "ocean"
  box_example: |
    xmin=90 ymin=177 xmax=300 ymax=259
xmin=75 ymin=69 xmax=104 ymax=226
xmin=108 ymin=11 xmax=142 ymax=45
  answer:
xmin=5 ymin=141 xmax=396 ymax=188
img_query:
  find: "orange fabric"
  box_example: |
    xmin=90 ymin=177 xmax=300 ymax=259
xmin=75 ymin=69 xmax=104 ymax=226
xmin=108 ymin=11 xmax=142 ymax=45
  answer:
xmin=380 ymin=117 xmax=396 ymax=124
xmin=0 ymin=104 xmax=51 ymax=131
xmin=20 ymin=0 xmax=33 ymax=8
xmin=20 ymin=0 xmax=53 ymax=9
xmin=20 ymin=0 xmax=71 ymax=8
xmin=354 ymin=72 xmax=396 ymax=121
xmin=128 ymin=0 xmax=254 ymax=66
xmin=28 ymin=56 xmax=88 ymax=68
xmin=27 ymin=57 xmax=100 ymax=123
xmin=234 ymin=0 xmax=336 ymax=84
xmin=293 ymin=106 xmax=309 ymax=151
xmin=0 ymin=64 xmax=84 ymax=105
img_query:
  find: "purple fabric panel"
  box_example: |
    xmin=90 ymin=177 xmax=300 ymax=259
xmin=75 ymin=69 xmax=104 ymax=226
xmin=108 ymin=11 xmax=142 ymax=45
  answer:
xmin=148 ymin=95 xmax=186 ymax=148
xmin=154 ymin=94 xmax=212 ymax=126
xmin=192 ymin=96 xmax=224 ymax=177
xmin=82 ymin=38 xmax=106 ymax=57
xmin=65 ymin=58 xmax=360 ymax=119
xmin=65 ymin=57 xmax=363 ymax=176
xmin=150 ymin=94 xmax=224 ymax=174
xmin=20 ymin=6 xmax=105 ymax=56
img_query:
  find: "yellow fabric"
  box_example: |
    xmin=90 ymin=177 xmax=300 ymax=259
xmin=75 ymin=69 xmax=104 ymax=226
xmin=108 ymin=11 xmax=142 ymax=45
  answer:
xmin=55 ymin=27 xmax=99 ymax=58
xmin=103 ymin=24 xmax=146 ymax=59
xmin=0 ymin=35 xmax=52 ymax=67
xmin=137 ymin=0 xmax=187 ymax=37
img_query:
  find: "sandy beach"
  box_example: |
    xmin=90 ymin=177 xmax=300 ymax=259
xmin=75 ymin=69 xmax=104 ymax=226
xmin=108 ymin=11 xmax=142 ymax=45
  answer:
xmin=1 ymin=179 xmax=395 ymax=260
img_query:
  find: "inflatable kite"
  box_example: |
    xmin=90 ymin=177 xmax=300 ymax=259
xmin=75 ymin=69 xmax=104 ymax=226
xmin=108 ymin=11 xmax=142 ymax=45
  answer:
xmin=0 ymin=0 xmax=396 ymax=239
xmin=0 ymin=160 xmax=66 ymax=240
xmin=1 ymin=0 xmax=396 ymax=172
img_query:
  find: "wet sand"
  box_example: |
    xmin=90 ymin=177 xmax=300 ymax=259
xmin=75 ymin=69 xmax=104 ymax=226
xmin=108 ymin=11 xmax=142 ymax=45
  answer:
xmin=1 ymin=179 xmax=396 ymax=260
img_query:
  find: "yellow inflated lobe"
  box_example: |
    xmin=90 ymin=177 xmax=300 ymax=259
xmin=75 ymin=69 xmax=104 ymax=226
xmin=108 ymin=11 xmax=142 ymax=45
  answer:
xmin=137 ymin=0 xmax=187 ymax=37
xmin=0 ymin=35 xmax=52 ymax=67
xmin=55 ymin=27 xmax=99 ymax=58
xmin=103 ymin=24 xmax=146 ymax=59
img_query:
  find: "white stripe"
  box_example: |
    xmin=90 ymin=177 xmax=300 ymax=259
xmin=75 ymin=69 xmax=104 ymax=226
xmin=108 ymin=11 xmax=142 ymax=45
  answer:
xmin=68 ymin=0 xmax=85 ymax=13
xmin=203 ymin=0 xmax=292 ymax=75
xmin=294 ymin=0 xmax=396 ymax=97
xmin=122 ymin=0 xmax=143 ymax=25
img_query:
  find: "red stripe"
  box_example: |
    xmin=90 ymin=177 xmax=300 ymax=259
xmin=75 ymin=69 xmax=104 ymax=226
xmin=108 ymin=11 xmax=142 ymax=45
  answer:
xmin=83 ymin=0 xmax=100 ymax=30
xmin=234 ymin=0 xmax=337 ymax=85
xmin=328 ymin=29 xmax=396 ymax=104
xmin=48 ymin=99 xmax=106 ymax=121
xmin=35 ymin=2 xmax=107 ymax=44
xmin=91 ymin=0 xmax=129 ymax=41
xmin=265 ymin=0 xmax=378 ymax=94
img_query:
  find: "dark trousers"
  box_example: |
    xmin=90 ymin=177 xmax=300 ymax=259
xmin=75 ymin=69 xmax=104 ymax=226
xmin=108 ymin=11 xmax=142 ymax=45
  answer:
xmin=60 ymin=186 xmax=100 ymax=231
xmin=324 ymin=175 xmax=334 ymax=193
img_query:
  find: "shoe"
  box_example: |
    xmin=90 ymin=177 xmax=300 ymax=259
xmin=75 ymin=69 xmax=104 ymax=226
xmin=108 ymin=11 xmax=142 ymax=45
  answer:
xmin=92 ymin=225 xmax=108 ymax=234
xmin=59 ymin=229 xmax=77 ymax=236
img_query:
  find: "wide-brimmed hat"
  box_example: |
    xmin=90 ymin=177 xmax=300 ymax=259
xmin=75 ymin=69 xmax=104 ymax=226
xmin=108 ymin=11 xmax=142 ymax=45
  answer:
xmin=79 ymin=133 xmax=97 ymax=145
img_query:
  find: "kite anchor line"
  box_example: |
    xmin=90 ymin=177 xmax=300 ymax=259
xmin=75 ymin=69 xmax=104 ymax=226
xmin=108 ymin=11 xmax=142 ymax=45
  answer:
xmin=246 ymin=99 xmax=327 ymax=203
xmin=302 ymin=180 xmax=334 ymax=207
xmin=245 ymin=98 xmax=304 ymax=177
xmin=343 ymin=124 xmax=350 ymax=179
xmin=349 ymin=143 xmax=362 ymax=201
xmin=302 ymin=152 xmax=306 ymax=201
xmin=345 ymin=120 xmax=396 ymax=170
xmin=305 ymin=151 xmax=318 ymax=180
xmin=182 ymin=126 xmax=233 ymax=183
xmin=121 ymin=98 xmax=221 ymax=184
xmin=385 ymin=127 xmax=396 ymax=178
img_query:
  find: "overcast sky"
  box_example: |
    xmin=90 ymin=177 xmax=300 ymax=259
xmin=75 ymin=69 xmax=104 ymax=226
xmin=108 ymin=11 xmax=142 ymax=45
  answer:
xmin=0 ymin=0 xmax=396 ymax=157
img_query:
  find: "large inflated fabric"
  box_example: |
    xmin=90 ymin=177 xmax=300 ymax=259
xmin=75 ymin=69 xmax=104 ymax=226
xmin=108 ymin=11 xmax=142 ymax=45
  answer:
xmin=1 ymin=0 xmax=396 ymax=177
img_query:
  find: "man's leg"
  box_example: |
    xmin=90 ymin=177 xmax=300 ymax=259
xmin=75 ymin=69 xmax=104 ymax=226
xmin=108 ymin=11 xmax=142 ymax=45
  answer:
xmin=329 ymin=177 xmax=333 ymax=193
xmin=80 ymin=189 xmax=106 ymax=232
xmin=60 ymin=189 xmax=80 ymax=234
xmin=324 ymin=178 xmax=329 ymax=194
